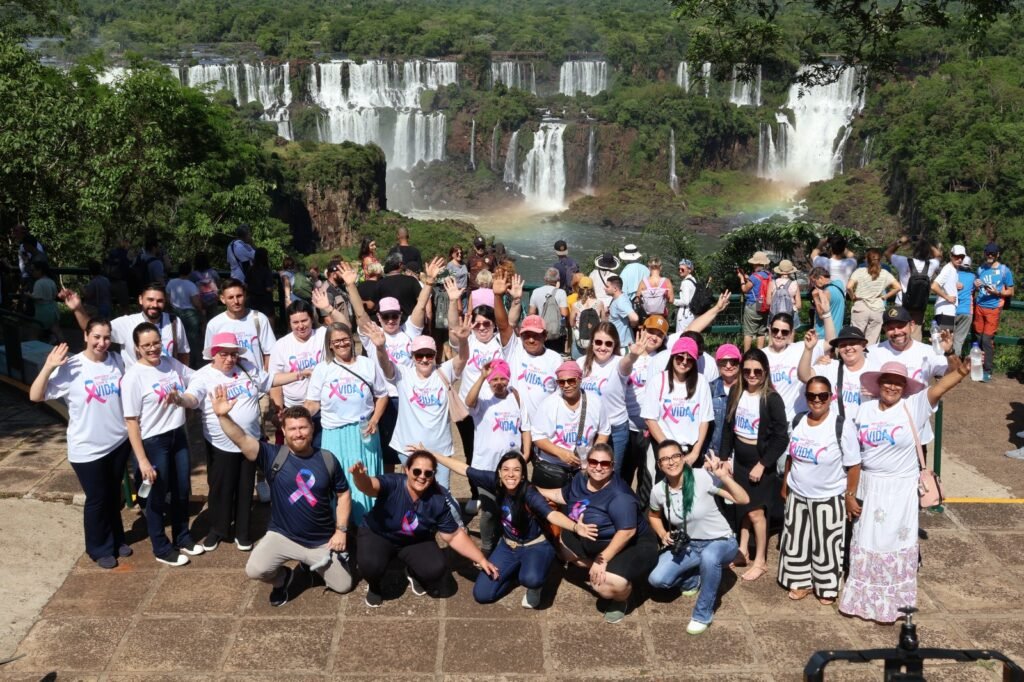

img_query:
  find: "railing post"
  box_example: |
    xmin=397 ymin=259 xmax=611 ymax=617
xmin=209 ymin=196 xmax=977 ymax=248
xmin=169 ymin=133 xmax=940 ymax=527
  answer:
xmin=932 ymin=399 xmax=944 ymax=513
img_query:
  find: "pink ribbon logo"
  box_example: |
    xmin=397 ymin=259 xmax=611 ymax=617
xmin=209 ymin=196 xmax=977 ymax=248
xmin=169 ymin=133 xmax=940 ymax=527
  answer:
xmin=287 ymin=469 xmax=317 ymax=506
xmin=328 ymin=380 xmax=345 ymax=401
xmin=400 ymin=510 xmax=420 ymax=535
xmin=661 ymin=399 xmax=680 ymax=424
xmin=151 ymin=382 xmax=168 ymax=402
xmin=84 ymin=380 xmax=107 ymax=404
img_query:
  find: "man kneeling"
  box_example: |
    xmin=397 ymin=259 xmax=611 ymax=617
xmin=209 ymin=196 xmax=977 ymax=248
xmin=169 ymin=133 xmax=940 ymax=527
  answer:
xmin=212 ymin=385 xmax=353 ymax=606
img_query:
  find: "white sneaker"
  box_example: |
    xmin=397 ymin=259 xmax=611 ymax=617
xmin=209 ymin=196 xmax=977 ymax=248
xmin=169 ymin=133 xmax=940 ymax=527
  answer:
xmin=464 ymin=499 xmax=480 ymax=515
xmin=1006 ymin=447 xmax=1024 ymax=461
xmin=235 ymin=539 xmax=253 ymax=552
xmin=179 ymin=542 xmax=205 ymax=557
xmin=686 ymin=619 xmax=709 ymax=635
xmin=1017 ymin=430 xmax=1024 ymax=439
xmin=521 ymin=587 xmax=542 ymax=609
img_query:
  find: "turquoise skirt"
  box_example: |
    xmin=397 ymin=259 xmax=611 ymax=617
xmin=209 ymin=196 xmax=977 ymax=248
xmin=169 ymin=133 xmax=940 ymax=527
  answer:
xmin=321 ymin=422 xmax=383 ymax=524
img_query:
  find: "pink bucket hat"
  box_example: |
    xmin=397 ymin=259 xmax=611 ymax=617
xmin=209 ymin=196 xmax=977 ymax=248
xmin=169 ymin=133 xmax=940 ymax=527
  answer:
xmin=520 ymin=315 xmax=546 ymax=335
xmin=470 ymin=288 xmax=495 ymax=310
xmin=203 ymin=332 xmax=241 ymax=360
xmin=378 ymin=297 xmax=401 ymax=314
xmin=555 ymin=360 xmax=583 ymax=380
xmin=860 ymin=361 xmax=926 ymax=398
xmin=670 ymin=336 xmax=699 ymax=360
xmin=409 ymin=336 xmax=437 ymax=355
xmin=487 ymin=358 xmax=511 ymax=381
xmin=715 ymin=343 xmax=742 ymax=362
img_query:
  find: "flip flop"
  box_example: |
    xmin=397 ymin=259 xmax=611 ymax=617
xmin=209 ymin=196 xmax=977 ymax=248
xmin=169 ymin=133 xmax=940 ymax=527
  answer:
xmin=741 ymin=564 xmax=767 ymax=582
xmin=788 ymin=588 xmax=813 ymax=600
xmin=818 ymin=596 xmax=836 ymax=606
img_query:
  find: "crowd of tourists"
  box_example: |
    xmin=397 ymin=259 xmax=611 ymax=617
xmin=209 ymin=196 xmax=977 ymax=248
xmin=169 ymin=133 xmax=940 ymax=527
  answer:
xmin=20 ymin=226 xmax=1015 ymax=631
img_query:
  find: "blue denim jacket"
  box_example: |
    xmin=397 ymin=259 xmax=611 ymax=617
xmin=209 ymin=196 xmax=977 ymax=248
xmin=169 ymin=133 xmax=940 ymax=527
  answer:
xmin=707 ymin=377 xmax=731 ymax=455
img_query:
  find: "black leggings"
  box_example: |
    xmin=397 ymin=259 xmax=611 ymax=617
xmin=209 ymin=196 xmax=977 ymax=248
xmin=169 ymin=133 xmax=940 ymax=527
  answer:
xmin=455 ymin=416 xmax=477 ymax=498
xmin=357 ymin=525 xmax=448 ymax=594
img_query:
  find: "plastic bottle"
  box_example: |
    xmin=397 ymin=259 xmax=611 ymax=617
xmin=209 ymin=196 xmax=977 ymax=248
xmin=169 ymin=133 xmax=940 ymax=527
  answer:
xmin=930 ymin=320 xmax=942 ymax=355
xmin=359 ymin=416 xmax=372 ymax=444
xmin=970 ymin=343 xmax=984 ymax=381
xmin=137 ymin=479 xmax=152 ymax=499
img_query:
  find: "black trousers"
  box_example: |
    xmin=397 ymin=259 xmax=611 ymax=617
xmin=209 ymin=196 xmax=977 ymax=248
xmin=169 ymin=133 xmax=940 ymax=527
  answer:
xmin=357 ymin=524 xmax=448 ymax=593
xmin=69 ymin=440 xmax=131 ymax=560
xmin=455 ymin=415 xmax=477 ymax=498
xmin=206 ymin=441 xmax=257 ymax=545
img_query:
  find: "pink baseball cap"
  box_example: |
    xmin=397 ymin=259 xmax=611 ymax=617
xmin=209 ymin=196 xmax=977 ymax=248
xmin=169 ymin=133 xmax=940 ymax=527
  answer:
xmin=203 ymin=332 xmax=241 ymax=360
xmin=670 ymin=336 xmax=698 ymax=359
xmin=379 ymin=297 xmax=401 ymax=314
xmin=488 ymin=358 xmax=511 ymax=381
xmin=520 ymin=315 xmax=546 ymax=335
xmin=715 ymin=343 xmax=742 ymax=362
xmin=409 ymin=336 xmax=437 ymax=354
xmin=555 ymin=360 xmax=583 ymax=380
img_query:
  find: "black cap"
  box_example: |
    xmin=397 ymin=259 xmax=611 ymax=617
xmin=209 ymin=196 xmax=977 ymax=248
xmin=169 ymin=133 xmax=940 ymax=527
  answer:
xmin=554 ymin=240 xmax=568 ymax=255
xmin=473 ymin=236 xmax=486 ymax=248
xmin=883 ymin=306 xmax=913 ymax=325
xmin=984 ymin=242 xmax=1000 ymax=255
xmin=828 ymin=325 xmax=868 ymax=347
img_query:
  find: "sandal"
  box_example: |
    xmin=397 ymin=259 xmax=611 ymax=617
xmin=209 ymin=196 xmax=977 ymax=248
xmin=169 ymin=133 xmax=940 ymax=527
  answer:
xmin=788 ymin=588 xmax=813 ymax=601
xmin=741 ymin=564 xmax=767 ymax=582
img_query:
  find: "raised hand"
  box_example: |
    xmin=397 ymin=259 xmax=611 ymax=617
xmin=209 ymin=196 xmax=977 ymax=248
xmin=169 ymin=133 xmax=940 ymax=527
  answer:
xmin=339 ymin=261 xmax=358 ymax=286
xmin=311 ymin=287 xmax=329 ymax=311
xmin=450 ymin=313 xmax=472 ymax=344
xmin=812 ymin=288 xmax=830 ymax=316
xmin=43 ymin=343 xmax=69 ymax=370
xmin=510 ymin=274 xmax=524 ymax=300
xmin=938 ymin=328 xmax=953 ymax=354
xmin=61 ymin=289 xmax=81 ymax=311
xmin=714 ymin=289 xmax=730 ymax=312
xmin=492 ymin=272 xmax=509 ymax=297
xmin=628 ymin=330 xmax=650 ymax=356
xmin=443 ymin=277 xmax=464 ymax=303
xmin=211 ymin=384 xmax=236 ymax=416
xmin=349 ymin=461 xmax=368 ymax=476
xmin=424 ymin=257 xmax=445 ymax=281
xmin=803 ymin=328 xmax=818 ymax=351
xmin=359 ymin=319 xmax=387 ymax=349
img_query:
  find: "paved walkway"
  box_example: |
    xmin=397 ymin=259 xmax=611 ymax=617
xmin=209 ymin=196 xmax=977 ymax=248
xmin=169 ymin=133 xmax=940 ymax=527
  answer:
xmin=2 ymin=383 xmax=1024 ymax=679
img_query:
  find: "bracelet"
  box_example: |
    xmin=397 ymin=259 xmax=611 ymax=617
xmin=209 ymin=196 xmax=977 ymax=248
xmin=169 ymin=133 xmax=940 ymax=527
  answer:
xmin=820 ymin=312 xmax=832 ymax=319
xmin=844 ymin=491 xmax=855 ymax=497
xmin=572 ymin=522 xmax=578 ymax=534
xmin=336 ymin=525 xmax=348 ymax=532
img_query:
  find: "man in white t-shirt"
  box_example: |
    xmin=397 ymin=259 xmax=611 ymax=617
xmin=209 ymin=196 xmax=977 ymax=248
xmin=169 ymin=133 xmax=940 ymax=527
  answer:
xmin=528 ymin=268 xmax=569 ymax=352
xmin=204 ymin=279 xmax=277 ymax=370
xmin=810 ymin=235 xmax=858 ymax=286
xmin=268 ymin=300 xmax=330 ymax=447
xmin=588 ymin=252 xmax=620 ymax=308
xmin=65 ymin=284 xmax=190 ymax=367
xmin=930 ymin=246 xmax=963 ymax=332
xmin=227 ymin=225 xmax=256 ymax=283
xmin=885 ymin=235 xmax=942 ymax=340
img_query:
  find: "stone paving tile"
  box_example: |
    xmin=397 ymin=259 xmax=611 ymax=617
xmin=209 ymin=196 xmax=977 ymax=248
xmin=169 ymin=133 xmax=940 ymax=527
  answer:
xmin=648 ymin=619 xmax=761 ymax=670
xmin=0 ymin=446 xmax=66 ymax=470
xmin=244 ymin=569 xmax=347 ymax=618
xmin=109 ymin=616 xmax=235 ymax=673
xmin=7 ymin=616 xmax=129 ymax=673
xmin=41 ymin=569 xmax=158 ymax=617
xmin=748 ymin=617 xmax=859 ymax=672
xmin=443 ymin=618 xmax=545 ymax=674
xmin=545 ymin=618 xmax=649 ymax=674
xmin=442 ymin=572 xmax=535 ymax=619
xmin=0 ymin=467 xmax=48 ymax=497
xmin=335 ymin=618 xmax=439 ymax=674
xmin=961 ymin=618 xmax=1024 ymax=667
xmin=143 ymin=570 xmax=250 ymax=616
xmin=951 ymin=503 xmax=1024 ymax=530
xmin=222 ymin=617 xmax=334 ymax=673
xmin=31 ymin=466 xmax=83 ymax=497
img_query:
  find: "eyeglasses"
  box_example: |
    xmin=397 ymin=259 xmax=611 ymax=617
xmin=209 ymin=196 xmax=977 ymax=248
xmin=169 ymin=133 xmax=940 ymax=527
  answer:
xmin=410 ymin=468 xmax=435 ymax=479
xmin=657 ymin=452 xmax=683 ymax=465
xmin=139 ymin=342 xmax=162 ymax=350
xmin=592 ymin=339 xmax=614 ymax=348
xmin=588 ymin=459 xmax=613 ymax=469
xmin=743 ymin=367 xmax=765 ymax=377
xmin=556 ymin=377 xmax=579 ymax=386
xmin=473 ymin=321 xmax=494 ymax=330
xmin=805 ymin=391 xmax=831 ymax=403
xmin=770 ymin=327 xmax=791 ymax=336
xmin=672 ymin=354 xmax=693 ymax=363
xmin=718 ymin=359 xmax=739 ymax=368
xmin=330 ymin=339 xmax=351 ymax=347
xmin=380 ymin=313 xmax=401 ymax=322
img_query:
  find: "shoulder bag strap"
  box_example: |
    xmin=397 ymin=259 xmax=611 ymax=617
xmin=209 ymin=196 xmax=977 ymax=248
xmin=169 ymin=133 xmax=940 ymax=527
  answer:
xmin=835 ymin=362 xmax=846 ymax=421
xmin=575 ymin=392 xmax=588 ymax=446
xmin=252 ymin=312 xmax=264 ymax=362
xmin=333 ymin=359 xmax=373 ymax=393
xmin=902 ymin=401 xmax=927 ymax=470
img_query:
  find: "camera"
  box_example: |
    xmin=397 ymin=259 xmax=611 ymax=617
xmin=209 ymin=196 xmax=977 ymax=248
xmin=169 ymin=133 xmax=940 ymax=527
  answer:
xmin=668 ymin=528 xmax=691 ymax=554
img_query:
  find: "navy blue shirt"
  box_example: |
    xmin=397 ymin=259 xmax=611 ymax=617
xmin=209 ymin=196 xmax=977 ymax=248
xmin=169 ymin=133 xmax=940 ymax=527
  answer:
xmin=257 ymin=442 xmax=349 ymax=548
xmin=467 ymin=468 xmax=552 ymax=543
xmin=561 ymin=474 xmax=649 ymax=541
xmin=363 ymin=473 xmax=462 ymax=545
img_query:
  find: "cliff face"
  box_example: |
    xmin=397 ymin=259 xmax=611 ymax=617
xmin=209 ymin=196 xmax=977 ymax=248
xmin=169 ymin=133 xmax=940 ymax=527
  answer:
xmin=303 ymin=182 xmax=385 ymax=250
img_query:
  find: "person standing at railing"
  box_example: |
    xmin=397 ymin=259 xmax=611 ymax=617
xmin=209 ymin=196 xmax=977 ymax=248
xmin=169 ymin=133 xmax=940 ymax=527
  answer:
xmin=166 ymin=260 xmax=203 ymax=368
xmin=953 ymin=255 xmax=977 ymax=356
xmin=973 ymin=242 xmax=1015 ymax=383
xmin=847 ymin=248 xmax=900 ymax=345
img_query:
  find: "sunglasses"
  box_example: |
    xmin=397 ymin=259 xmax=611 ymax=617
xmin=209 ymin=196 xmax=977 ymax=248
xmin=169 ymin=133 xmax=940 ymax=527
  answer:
xmin=588 ymin=459 xmax=613 ymax=469
xmin=413 ymin=352 xmax=434 ymax=360
xmin=806 ymin=391 xmax=831 ymax=403
xmin=718 ymin=359 xmax=739 ymax=367
xmin=473 ymin=321 xmax=494 ymax=330
xmin=657 ymin=452 xmax=683 ymax=465
xmin=743 ymin=367 xmax=765 ymax=377
xmin=556 ymin=377 xmax=579 ymax=386
xmin=380 ymin=313 xmax=401 ymax=321
xmin=672 ymin=354 xmax=694 ymax=363
xmin=411 ymin=468 xmax=435 ymax=479
xmin=592 ymin=339 xmax=614 ymax=348
xmin=770 ymin=327 xmax=791 ymax=336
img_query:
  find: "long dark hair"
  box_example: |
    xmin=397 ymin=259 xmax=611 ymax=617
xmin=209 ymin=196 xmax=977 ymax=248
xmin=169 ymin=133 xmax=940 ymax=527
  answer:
xmin=726 ymin=348 xmax=775 ymax=422
xmin=583 ymin=322 xmax=620 ymax=377
xmin=358 ymin=237 xmax=375 ymax=261
xmin=493 ymin=451 xmax=531 ymax=538
xmin=665 ymin=347 xmax=698 ymax=399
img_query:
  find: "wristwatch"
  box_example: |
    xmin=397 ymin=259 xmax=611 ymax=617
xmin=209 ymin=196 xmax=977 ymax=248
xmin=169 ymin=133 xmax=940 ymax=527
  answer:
xmin=336 ymin=525 xmax=348 ymax=533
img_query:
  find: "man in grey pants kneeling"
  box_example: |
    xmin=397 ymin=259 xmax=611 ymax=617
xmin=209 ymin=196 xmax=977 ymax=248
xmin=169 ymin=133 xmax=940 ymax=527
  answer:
xmin=213 ymin=385 xmax=353 ymax=607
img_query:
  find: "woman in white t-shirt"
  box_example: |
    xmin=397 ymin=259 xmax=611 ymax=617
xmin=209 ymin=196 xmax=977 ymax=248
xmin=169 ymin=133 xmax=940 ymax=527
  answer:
xmin=29 ymin=320 xmax=130 ymax=569
xmin=578 ymin=322 xmax=636 ymax=479
xmin=364 ymin=316 xmax=470 ymax=490
xmin=180 ymin=333 xmax=308 ymax=551
xmin=121 ymin=322 xmax=199 ymax=566
xmin=798 ymin=326 xmax=869 ymax=422
xmin=268 ymin=300 xmax=327 ymax=445
xmin=647 ymin=440 xmax=749 ymax=635
xmin=779 ymin=376 xmax=861 ymax=604
xmin=763 ymin=312 xmax=807 ymax=423
xmin=839 ymin=355 xmax=969 ymax=623
xmin=305 ymin=323 xmax=388 ymax=522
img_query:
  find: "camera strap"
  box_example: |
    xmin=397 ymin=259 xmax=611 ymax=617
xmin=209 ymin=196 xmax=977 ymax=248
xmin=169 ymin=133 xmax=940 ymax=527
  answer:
xmin=663 ymin=479 xmax=688 ymax=536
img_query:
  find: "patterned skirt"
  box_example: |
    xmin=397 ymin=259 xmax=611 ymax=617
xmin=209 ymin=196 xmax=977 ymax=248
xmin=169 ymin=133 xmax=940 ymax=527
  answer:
xmin=838 ymin=471 xmax=919 ymax=623
xmin=321 ymin=421 xmax=383 ymax=524
xmin=777 ymin=492 xmax=845 ymax=598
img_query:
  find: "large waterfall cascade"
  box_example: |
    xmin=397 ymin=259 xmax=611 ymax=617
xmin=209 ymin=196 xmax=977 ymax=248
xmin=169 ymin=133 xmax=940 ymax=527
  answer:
xmin=519 ymin=122 xmax=568 ymax=210
xmin=757 ymin=66 xmax=865 ymax=186
xmin=559 ymin=60 xmax=608 ymax=96
xmin=729 ymin=64 xmax=762 ymax=107
xmin=307 ymin=59 xmax=457 ymax=171
xmin=491 ymin=61 xmax=537 ymax=94
xmin=669 ymin=128 xmax=679 ymax=193
xmin=178 ymin=62 xmax=293 ymax=139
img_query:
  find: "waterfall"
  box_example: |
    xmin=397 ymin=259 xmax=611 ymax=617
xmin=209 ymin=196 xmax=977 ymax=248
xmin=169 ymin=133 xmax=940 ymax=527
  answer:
xmin=520 ymin=122 xmax=567 ymax=210
xmin=308 ymin=59 xmax=456 ymax=171
xmin=669 ymin=128 xmax=679 ymax=193
xmin=758 ymin=66 xmax=865 ymax=186
xmin=584 ymin=126 xmax=597 ymax=195
xmin=182 ymin=64 xmax=241 ymax=104
xmin=559 ymin=60 xmax=608 ymax=96
xmin=490 ymin=123 xmax=500 ymax=171
xmin=701 ymin=62 xmax=711 ymax=97
xmin=491 ymin=61 xmax=537 ymax=94
xmin=757 ymin=113 xmax=790 ymax=179
xmin=859 ymin=135 xmax=873 ymax=168
xmin=503 ymin=130 xmax=520 ymax=187
xmin=676 ymin=61 xmax=689 ymax=93
xmin=98 ymin=67 xmax=128 ymax=85
xmin=729 ymin=64 xmax=761 ymax=107
xmin=178 ymin=62 xmax=292 ymax=138
xmin=469 ymin=119 xmax=476 ymax=170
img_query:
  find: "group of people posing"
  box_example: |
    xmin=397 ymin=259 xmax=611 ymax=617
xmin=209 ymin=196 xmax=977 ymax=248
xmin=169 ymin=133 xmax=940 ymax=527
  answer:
xmin=29 ymin=231 xmax=980 ymax=632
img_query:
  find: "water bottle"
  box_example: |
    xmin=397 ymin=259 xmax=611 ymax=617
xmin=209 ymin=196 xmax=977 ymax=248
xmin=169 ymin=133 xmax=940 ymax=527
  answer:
xmin=137 ymin=478 xmax=152 ymax=499
xmin=970 ymin=343 xmax=984 ymax=381
xmin=930 ymin=320 xmax=942 ymax=355
xmin=359 ymin=416 xmax=372 ymax=445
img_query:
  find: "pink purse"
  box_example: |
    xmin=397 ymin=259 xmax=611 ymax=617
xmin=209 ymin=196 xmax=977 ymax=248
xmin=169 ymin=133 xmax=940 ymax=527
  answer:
xmin=904 ymin=403 xmax=944 ymax=508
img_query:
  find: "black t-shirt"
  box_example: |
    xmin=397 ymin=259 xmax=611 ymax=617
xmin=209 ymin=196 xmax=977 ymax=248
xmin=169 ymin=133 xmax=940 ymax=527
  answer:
xmin=376 ymin=274 xmax=422 ymax=320
xmin=561 ymin=474 xmax=649 ymax=542
xmin=357 ymin=279 xmax=380 ymax=312
xmin=363 ymin=474 xmax=462 ymax=545
xmin=256 ymin=442 xmax=349 ymax=548
xmin=466 ymin=468 xmax=552 ymax=543
xmin=388 ymin=244 xmax=423 ymax=272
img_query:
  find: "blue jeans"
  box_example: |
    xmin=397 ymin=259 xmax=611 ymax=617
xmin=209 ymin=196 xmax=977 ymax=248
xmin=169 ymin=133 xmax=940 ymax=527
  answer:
xmin=608 ymin=420 xmax=630 ymax=477
xmin=473 ymin=537 xmax=557 ymax=604
xmin=648 ymin=536 xmax=739 ymax=624
xmin=137 ymin=426 xmax=195 ymax=557
xmin=70 ymin=439 xmax=131 ymax=560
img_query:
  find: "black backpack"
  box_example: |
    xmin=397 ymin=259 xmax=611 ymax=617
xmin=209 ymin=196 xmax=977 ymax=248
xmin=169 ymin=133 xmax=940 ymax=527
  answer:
xmin=575 ymin=305 xmax=601 ymax=350
xmin=904 ymin=259 xmax=931 ymax=312
xmin=688 ymin=276 xmax=714 ymax=316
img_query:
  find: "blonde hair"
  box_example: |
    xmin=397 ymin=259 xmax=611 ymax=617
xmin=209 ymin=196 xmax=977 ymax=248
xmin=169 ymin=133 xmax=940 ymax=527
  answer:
xmin=648 ymin=257 xmax=662 ymax=271
xmin=476 ymin=269 xmax=493 ymax=288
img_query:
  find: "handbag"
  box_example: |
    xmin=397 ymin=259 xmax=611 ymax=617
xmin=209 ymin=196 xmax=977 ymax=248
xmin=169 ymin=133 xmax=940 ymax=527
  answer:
xmin=529 ymin=393 xmax=588 ymax=486
xmin=903 ymin=402 xmax=944 ymax=508
xmin=436 ymin=368 xmax=470 ymax=423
